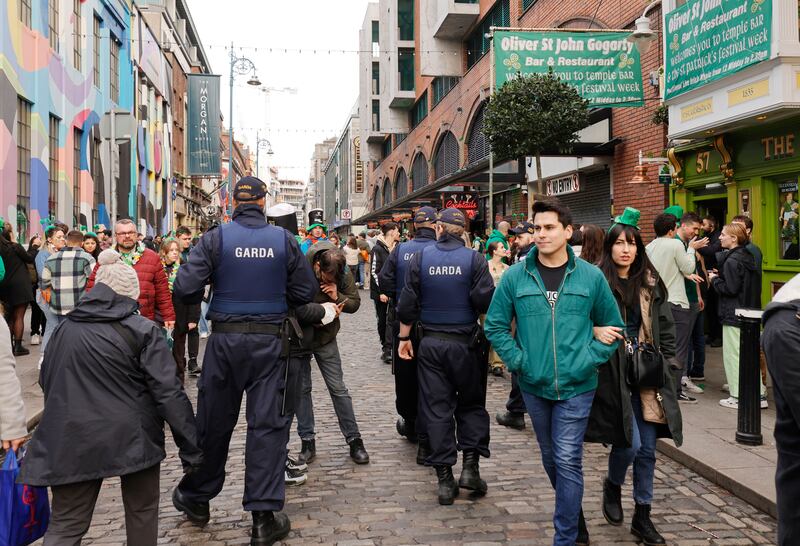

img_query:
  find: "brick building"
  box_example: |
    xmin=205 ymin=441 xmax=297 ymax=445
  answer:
xmin=355 ymin=0 xmax=669 ymax=238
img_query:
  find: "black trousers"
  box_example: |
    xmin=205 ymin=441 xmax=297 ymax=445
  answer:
xmin=506 ymin=372 xmax=526 ymax=414
xmin=417 ymin=336 xmax=490 ymax=466
xmin=179 ymin=332 xmax=290 ymax=512
xmin=391 ymin=321 xmax=425 ymax=438
xmin=373 ymin=298 xmax=389 ymax=350
xmin=172 ymin=326 xmax=200 ymax=382
xmin=705 ymin=289 xmax=722 ymax=340
xmin=30 ymin=285 xmax=45 ymax=335
xmin=45 ymin=464 xmax=160 ymax=546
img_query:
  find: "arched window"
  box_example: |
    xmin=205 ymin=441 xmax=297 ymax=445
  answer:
xmin=434 ymin=131 xmax=459 ymax=181
xmin=467 ymin=102 xmax=488 ymax=164
xmin=373 ymin=183 xmax=381 ymax=210
xmin=395 ymin=167 xmax=408 ymax=199
xmin=411 ymin=153 xmax=428 ymax=192
xmin=382 ymin=178 xmax=392 ymax=206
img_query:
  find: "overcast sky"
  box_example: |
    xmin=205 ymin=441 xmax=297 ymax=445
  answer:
xmin=188 ymin=0 xmax=372 ymax=184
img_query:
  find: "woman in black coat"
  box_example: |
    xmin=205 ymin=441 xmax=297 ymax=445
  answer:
xmin=370 ymin=222 xmax=399 ymax=363
xmin=19 ymin=250 xmax=201 ymax=546
xmin=586 ymin=214 xmax=681 ymax=546
xmin=27 ymin=235 xmax=46 ymax=346
xmin=0 ymin=223 xmax=34 ymax=355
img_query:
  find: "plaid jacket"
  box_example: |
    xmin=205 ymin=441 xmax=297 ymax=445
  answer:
xmin=42 ymin=247 xmax=97 ymax=315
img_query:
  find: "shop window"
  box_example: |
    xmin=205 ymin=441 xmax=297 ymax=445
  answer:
xmin=779 ymin=180 xmax=799 ymax=260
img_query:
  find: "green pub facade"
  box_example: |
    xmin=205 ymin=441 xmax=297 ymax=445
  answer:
xmin=663 ymin=0 xmax=800 ymax=303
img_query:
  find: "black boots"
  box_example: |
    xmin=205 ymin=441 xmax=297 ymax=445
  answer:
xmin=495 ymin=411 xmax=525 ymax=430
xmin=457 ymin=450 xmax=487 ymax=496
xmin=416 ymin=436 xmax=431 ymax=465
xmin=434 ymin=465 xmax=459 ymax=505
xmin=381 ymin=344 xmax=392 ymax=363
xmin=631 ymin=503 xmax=665 ymax=545
xmin=576 ymin=509 xmax=589 ymax=545
xmin=251 ymin=511 xmax=290 ymax=546
xmin=348 ymin=438 xmax=370 ymax=464
xmin=172 ymin=487 xmax=210 ymax=525
xmin=396 ymin=417 xmax=418 ymax=443
xmin=602 ymin=477 xmax=623 ymax=526
xmin=12 ymin=339 xmax=29 ymax=357
xmin=187 ymin=357 xmax=200 ymax=376
xmin=298 ymin=439 xmax=316 ymax=465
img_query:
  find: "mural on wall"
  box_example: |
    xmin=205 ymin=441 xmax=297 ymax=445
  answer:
xmin=0 ymin=0 xmax=135 ymax=240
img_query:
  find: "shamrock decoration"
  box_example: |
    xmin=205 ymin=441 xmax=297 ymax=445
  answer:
xmin=670 ymin=34 xmax=680 ymax=53
xmin=618 ymin=54 xmax=635 ymax=69
xmin=751 ymin=0 xmax=764 ymax=13
xmin=503 ymin=53 xmax=521 ymax=71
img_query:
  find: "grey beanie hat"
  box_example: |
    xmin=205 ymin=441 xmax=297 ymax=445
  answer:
xmin=95 ymin=249 xmax=140 ymax=300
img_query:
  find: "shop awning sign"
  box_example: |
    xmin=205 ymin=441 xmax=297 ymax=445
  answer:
xmin=546 ymin=173 xmax=580 ymax=196
xmin=494 ymin=30 xmax=644 ymax=107
xmin=664 ymin=0 xmax=772 ymax=100
xmin=442 ymin=192 xmax=479 ymax=219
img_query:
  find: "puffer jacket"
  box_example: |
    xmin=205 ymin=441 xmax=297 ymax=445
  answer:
xmin=712 ymin=245 xmax=758 ymax=326
xmin=87 ymin=245 xmax=175 ymax=323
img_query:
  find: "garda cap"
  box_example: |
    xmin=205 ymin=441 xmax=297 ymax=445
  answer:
xmin=414 ymin=206 xmax=437 ymax=224
xmin=233 ymin=176 xmax=268 ymax=201
xmin=438 ymin=208 xmax=466 ymax=228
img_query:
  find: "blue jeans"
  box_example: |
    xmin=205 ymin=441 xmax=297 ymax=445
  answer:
xmin=292 ymin=355 xmax=315 ymax=441
xmin=36 ymin=290 xmax=57 ymax=355
xmin=607 ymin=390 xmax=658 ymax=505
xmin=522 ymin=390 xmax=595 ymax=546
xmin=358 ymin=262 xmax=366 ymax=286
xmin=687 ymin=308 xmax=706 ymax=378
xmin=198 ymin=299 xmax=210 ymax=336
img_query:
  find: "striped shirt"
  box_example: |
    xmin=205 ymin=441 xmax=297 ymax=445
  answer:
xmin=42 ymin=247 xmax=96 ymax=315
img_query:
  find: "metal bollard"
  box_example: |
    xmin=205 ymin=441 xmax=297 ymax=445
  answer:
xmin=735 ymin=309 xmax=763 ymax=446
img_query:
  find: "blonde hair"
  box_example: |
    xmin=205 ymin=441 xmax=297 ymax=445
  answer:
xmin=439 ymin=223 xmax=465 ymax=237
xmin=722 ymin=223 xmax=748 ymax=246
xmin=159 ymin=238 xmax=180 ymax=258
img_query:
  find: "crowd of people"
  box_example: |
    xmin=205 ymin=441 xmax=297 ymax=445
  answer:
xmin=1 ymin=185 xmax=798 ymax=546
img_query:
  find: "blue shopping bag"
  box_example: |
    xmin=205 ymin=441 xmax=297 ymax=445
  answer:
xmin=0 ymin=449 xmax=49 ymax=546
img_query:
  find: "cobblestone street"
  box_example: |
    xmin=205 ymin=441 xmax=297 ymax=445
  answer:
xmin=78 ymin=295 xmax=778 ymax=545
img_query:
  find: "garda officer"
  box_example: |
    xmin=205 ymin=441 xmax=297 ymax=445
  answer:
xmin=397 ymin=208 xmax=495 ymax=505
xmin=172 ymin=177 xmax=317 ymax=545
xmin=378 ymin=206 xmax=438 ymax=463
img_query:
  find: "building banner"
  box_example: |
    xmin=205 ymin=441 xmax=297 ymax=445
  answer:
xmin=494 ymin=30 xmax=644 ymax=107
xmin=665 ymin=0 xmax=772 ymax=100
xmin=187 ymin=74 xmax=221 ymax=176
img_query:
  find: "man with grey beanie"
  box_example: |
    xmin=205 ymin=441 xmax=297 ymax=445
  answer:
xmin=20 ymin=249 xmax=201 ymax=546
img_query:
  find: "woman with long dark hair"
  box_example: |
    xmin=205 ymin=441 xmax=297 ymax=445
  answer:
xmin=0 ymin=223 xmax=35 ymax=355
xmin=586 ymin=208 xmax=681 ymax=546
xmin=579 ymin=224 xmax=605 ymax=265
xmin=27 ymin=235 xmax=46 ymax=346
xmin=83 ymin=232 xmax=101 ymax=260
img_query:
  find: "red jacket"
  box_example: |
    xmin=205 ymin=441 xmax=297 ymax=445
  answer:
xmin=87 ymin=247 xmax=175 ymax=323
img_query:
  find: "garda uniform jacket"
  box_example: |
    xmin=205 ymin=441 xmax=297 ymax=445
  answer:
xmin=377 ymin=226 xmax=437 ymax=303
xmin=19 ymin=283 xmax=202 ymax=486
xmin=484 ymin=245 xmax=623 ymax=401
xmin=306 ymin=240 xmax=361 ymax=348
xmin=585 ymin=279 xmax=683 ymax=448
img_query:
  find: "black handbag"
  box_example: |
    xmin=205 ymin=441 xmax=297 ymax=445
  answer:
xmin=625 ymin=337 xmax=665 ymax=389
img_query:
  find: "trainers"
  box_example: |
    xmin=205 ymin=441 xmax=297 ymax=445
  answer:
xmin=30 ymin=334 xmax=41 ymax=346
xmin=286 ymin=455 xmax=308 ymax=474
xmin=722 ymin=383 xmax=730 ymax=393
xmin=284 ymin=467 xmax=307 ymax=486
xmin=677 ymin=392 xmax=698 ymax=404
xmin=761 ymin=395 xmax=769 ymax=409
xmin=199 ymin=332 xmax=209 ymax=340
xmin=681 ymin=377 xmax=704 ymax=394
xmin=688 ymin=375 xmax=705 ymax=382
xmin=719 ymin=397 xmax=738 ymax=409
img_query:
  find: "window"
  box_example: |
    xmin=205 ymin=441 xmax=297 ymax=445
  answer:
xmin=371 ymin=100 xmax=380 ymax=131
xmin=372 ymin=62 xmax=380 ymax=95
xmin=48 ymin=116 xmax=60 ymax=220
xmin=432 ymin=76 xmax=460 ymax=108
xmin=411 ymin=153 xmax=428 ymax=191
xmin=73 ymin=128 xmax=83 ymax=227
xmin=73 ymin=0 xmax=82 ymax=71
xmin=396 ymin=167 xmax=409 ymax=198
xmin=91 ymin=137 xmax=102 ymax=224
xmin=398 ymin=48 xmax=415 ymax=91
xmin=779 ymin=180 xmax=799 ymax=260
xmin=18 ymin=0 xmax=31 ymax=27
xmin=381 ymin=137 xmax=392 ymax=160
xmin=110 ymin=38 xmax=120 ymax=103
xmin=48 ymin=0 xmax=59 ymax=50
xmin=467 ymin=102 xmax=488 ymax=164
xmin=382 ymin=178 xmax=392 ymax=206
xmin=17 ymin=98 xmax=32 ymax=237
xmin=465 ymin=0 xmax=509 ymax=70
xmin=371 ymin=20 xmax=380 ymax=57
xmin=373 ymin=184 xmax=382 ymax=210
xmin=522 ymin=0 xmax=538 ymax=11
xmin=398 ymin=0 xmax=414 ymax=41
xmin=395 ymin=133 xmax=406 ymax=147
xmin=410 ymin=91 xmax=427 ymax=130
xmin=93 ymin=16 xmax=101 ymax=87
xmin=434 ymin=132 xmax=459 ymax=181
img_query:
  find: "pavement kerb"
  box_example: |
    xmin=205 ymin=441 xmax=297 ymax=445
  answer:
xmin=657 ymin=438 xmax=778 ymax=518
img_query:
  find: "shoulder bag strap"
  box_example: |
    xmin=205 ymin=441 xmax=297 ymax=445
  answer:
xmin=109 ymin=320 xmax=141 ymax=358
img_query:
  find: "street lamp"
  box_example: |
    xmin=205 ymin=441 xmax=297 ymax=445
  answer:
xmin=255 ymin=133 xmax=274 ymax=182
xmin=627 ymin=0 xmax=661 ymax=55
xmin=227 ymin=42 xmax=261 ymax=216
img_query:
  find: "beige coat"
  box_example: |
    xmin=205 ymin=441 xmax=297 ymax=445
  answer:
xmin=0 ymin=314 xmax=27 ymax=441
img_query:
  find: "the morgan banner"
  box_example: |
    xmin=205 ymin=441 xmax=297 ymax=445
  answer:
xmin=187 ymin=74 xmax=221 ymax=176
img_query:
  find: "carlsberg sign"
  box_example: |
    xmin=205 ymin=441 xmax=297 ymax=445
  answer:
xmin=494 ymin=30 xmax=644 ymax=107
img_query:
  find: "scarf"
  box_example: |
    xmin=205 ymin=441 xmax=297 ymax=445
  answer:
xmin=117 ymin=243 xmax=144 ymax=267
xmin=162 ymin=260 xmax=179 ymax=293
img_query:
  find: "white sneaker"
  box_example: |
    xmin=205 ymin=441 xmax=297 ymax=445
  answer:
xmin=722 ymin=384 xmax=730 ymax=393
xmin=30 ymin=334 xmax=41 ymax=346
xmin=719 ymin=397 xmax=738 ymax=409
xmin=199 ymin=332 xmax=209 ymax=339
xmin=681 ymin=377 xmax=704 ymax=394
xmin=761 ymin=395 xmax=769 ymax=409
xmin=285 ymin=468 xmax=307 ymax=486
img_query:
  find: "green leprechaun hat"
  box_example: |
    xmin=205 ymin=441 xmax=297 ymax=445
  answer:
xmin=613 ymin=207 xmax=641 ymax=230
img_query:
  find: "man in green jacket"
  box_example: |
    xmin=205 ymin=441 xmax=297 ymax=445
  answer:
xmin=484 ymin=221 xmax=510 ymax=259
xmin=484 ymin=200 xmax=623 ymax=546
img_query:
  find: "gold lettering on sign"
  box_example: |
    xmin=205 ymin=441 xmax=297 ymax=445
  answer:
xmin=696 ymin=151 xmax=711 ymax=174
xmin=727 ymin=79 xmax=769 ymax=107
xmin=681 ymin=98 xmax=713 ymax=122
xmin=763 ymin=134 xmax=796 ymax=160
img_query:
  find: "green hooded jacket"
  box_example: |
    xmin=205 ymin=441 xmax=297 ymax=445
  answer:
xmin=484 ymin=229 xmax=509 ymax=259
xmin=484 ymin=245 xmax=623 ymax=401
